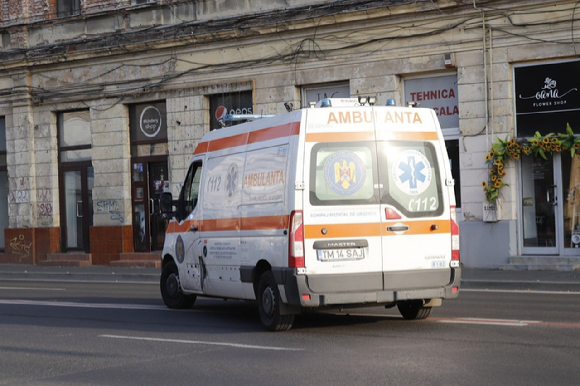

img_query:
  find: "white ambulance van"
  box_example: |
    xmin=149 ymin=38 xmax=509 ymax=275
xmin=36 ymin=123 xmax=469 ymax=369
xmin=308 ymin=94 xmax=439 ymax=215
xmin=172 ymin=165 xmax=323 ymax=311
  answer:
xmin=159 ymin=98 xmax=461 ymax=331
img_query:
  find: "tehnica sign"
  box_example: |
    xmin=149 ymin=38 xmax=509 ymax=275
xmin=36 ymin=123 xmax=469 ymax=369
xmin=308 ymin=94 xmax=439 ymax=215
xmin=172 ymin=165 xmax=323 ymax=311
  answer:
xmin=404 ymin=74 xmax=459 ymax=129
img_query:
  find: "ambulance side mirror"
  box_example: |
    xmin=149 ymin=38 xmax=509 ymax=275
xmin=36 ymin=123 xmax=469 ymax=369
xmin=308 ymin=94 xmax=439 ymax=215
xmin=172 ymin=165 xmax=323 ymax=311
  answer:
xmin=160 ymin=192 xmax=176 ymax=220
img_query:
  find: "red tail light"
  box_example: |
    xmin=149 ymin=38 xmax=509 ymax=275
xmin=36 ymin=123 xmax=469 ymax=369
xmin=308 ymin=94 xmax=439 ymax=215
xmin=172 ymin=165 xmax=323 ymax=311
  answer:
xmin=450 ymin=206 xmax=460 ymax=266
xmin=289 ymin=210 xmax=305 ymax=268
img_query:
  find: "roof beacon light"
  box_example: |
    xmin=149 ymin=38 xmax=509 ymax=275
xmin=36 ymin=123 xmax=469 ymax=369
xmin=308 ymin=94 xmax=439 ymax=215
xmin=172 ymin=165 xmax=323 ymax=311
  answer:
xmin=386 ymin=99 xmax=396 ymax=106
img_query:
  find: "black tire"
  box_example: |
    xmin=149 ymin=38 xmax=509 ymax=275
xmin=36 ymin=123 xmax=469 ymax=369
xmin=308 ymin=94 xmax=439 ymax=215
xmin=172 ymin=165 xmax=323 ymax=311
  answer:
xmin=257 ymin=271 xmax=295 ymax=331
xmin=160 ymin=261 xmax=196 ymax=309
xmin=397 ymin=300 xmax=432 ymax=320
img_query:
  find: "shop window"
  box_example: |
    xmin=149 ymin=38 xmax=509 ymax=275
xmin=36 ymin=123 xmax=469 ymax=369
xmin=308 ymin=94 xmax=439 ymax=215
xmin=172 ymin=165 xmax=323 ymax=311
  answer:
xmin=58 ymin=110 xmax=92 ymax=162
xmin=208 ymin=91 xmax=254 ymax=131
xmin=302 ymin=83 xmax=350 ymax=107
xmin=129 ymin=101 xmax=168 ymax=157
xmin=1 ymin=32 xmax=10 ymax=50
xmin=57 ymin=0 xmax=81 ymax=17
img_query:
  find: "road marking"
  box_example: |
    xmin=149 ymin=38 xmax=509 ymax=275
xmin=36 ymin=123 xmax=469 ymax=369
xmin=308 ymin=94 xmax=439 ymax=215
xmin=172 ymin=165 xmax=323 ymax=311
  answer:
xmin=434 ymin=317 xmax=542 ymax=327
xmin=0 ymin=299 xmax=167 ymax=310
xmin=99 ymin=334 xmax=304 ymax=351
xmin=0 ymin=286 xmax=65 ymax=291
xmin=461 ymin=289 xmax=580 ymax=295
xmin=433 ymin=317 xmax=580 ymax=328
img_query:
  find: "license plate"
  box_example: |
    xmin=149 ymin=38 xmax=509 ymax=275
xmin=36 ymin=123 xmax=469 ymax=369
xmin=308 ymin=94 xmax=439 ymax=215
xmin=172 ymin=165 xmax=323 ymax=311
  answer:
xmin=317 ymin=248 xmax=365 ymax=261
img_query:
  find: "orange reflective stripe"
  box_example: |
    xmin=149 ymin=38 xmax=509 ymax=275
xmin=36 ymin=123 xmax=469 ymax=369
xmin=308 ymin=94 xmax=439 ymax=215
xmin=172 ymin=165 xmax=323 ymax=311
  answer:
xmin=241 ymin=215 xmax=290 ymax=231
xmin=248 ymin=122 xmax=300 ymax=144
xmin=305 ymin=223 xmax=381 ymax=239
xmin=166 ymin=215 xmax=290 ymax=234
xmin=306 ymin=132 xmax=374 ymax=143
xmin=193 ymin=141 xmax=209 ymax=155
xmin=209 ymin=132 xmax=249 ymax=153
xmin=304 ymin=219 xmax=450 ymax=239
xmin=383 ymin=219 xmax=451 ymax=235
xmin=376 ymin=131 xmax=439 ymax=141
xmin=192 ymin=122 xmax=301 ymax=156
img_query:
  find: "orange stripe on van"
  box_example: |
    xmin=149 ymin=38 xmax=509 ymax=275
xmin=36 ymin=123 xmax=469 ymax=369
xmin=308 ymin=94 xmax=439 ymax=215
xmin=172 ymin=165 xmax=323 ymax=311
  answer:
xmin=305 ymin=223 xmax=382 ymax=239
xmin=376 ymin=131 xmax=439 ymax=141
xmin=209 ymin=132 xmax=249 ymax=152
xmin=306 ymin=132 xmax=375 ymax=143
xmin=193 ymin=142 xmax=209 ymax=155
xmin=193 ymin=122 xmax=301 ymax=155
xmin=305 ymin=220 xmax=450 ymax=239
xmin=383 ymin=219 xmax=451 ymax=235
xmin=166 ymin=215 xmax=290 ymax=234
xmin=241 ymin=215 xmax=289 ymax=230
xmin=248 ymin=122 xmax=300 ymax=144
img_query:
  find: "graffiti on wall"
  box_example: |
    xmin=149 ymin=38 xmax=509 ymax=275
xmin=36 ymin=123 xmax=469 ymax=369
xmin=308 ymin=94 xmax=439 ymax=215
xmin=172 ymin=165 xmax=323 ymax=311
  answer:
xmin=96 ymin=200 xmax=124 ymax=223
xmin=9 ymin=234 xmax=32 ymax=256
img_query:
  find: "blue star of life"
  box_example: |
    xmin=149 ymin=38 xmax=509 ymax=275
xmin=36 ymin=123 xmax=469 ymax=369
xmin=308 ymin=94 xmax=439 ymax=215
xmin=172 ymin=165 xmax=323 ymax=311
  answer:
xmin=398 ymin=155 xmax=426 ymax=189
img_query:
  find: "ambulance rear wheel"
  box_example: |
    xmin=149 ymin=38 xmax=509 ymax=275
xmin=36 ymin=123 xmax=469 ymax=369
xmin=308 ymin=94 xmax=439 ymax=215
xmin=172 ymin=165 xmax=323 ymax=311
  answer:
xmin=257 ymin=271 xmax=295 ymax=331
xmin=397 ymin=300 xmax=432 ymax=320
xmin=161 ymin=261 xmax=196 ymax=309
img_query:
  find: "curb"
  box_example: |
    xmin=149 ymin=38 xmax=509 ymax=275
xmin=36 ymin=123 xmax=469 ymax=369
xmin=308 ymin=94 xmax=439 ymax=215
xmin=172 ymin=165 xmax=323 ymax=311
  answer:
xmin=460 ymin=279 xmax=580 ymax=293
xmin=0 ymin=265 xmax=159 ymax=284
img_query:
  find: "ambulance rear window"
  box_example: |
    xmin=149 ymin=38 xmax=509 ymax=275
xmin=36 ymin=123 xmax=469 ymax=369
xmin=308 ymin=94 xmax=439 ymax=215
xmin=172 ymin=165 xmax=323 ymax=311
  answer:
xmin=309 ymin=142 xmax=378 ymax=206
xmin=378 ymin=141 xmax=443 ymax=217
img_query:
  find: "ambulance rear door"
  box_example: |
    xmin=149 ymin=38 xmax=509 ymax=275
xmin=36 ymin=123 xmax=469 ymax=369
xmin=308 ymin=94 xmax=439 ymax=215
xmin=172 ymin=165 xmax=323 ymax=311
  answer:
xmin=302 ymin=107 xmax=384 ymax=293
xmin=375 ymin=108 xmax=453 ymax=289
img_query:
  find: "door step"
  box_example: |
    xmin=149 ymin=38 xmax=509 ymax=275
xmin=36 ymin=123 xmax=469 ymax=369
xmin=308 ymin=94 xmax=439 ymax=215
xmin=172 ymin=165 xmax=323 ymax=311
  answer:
xmin=500 ymin=256 xmax=580 ymax=271
xmin=39 ymin=253 xmax=92 ymax=267
xmin=110 ymin=252 xmax=161 ymax=268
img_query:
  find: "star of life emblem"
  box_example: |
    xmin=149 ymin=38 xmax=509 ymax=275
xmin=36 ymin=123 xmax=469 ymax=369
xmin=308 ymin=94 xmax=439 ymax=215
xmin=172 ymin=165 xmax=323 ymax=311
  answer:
xmin=392 ymin=150 xmax=432 ymax=196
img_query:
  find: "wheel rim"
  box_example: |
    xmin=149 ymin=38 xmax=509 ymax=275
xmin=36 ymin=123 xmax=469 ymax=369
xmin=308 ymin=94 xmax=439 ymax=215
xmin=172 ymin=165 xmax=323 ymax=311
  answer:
xmin=261 ymin=286 xmax=275 ymax=317
xmin=167 ymin=273 xmax=179 ymax=298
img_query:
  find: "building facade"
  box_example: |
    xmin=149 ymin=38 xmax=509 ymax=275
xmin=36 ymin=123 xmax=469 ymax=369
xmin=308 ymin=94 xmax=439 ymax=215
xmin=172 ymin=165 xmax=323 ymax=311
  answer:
xmin=1 ymin=0 xmax=579 ymax=268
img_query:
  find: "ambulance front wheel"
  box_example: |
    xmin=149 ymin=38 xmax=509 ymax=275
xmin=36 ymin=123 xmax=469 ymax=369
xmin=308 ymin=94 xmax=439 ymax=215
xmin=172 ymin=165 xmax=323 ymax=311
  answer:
xmin=160 ymin=260 xmax=196 ymax=309
xmin=257 ymin=271 xmax=295 ymax=331
xmin=397 ymin=300 xmax=432 ymax=320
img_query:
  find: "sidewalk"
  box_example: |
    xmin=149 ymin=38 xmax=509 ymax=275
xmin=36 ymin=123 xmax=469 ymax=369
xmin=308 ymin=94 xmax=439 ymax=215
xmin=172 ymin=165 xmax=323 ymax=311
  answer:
xmin=461 ymin=268 xmax=580 ymax=292
xmin=0 ymin=264 xmax=579 ymax=292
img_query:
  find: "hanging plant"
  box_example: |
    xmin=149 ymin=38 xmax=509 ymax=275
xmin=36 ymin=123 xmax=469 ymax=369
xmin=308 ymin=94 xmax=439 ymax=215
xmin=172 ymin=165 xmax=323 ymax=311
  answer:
xmin=483 ymin=123 xmax=580 ymax=203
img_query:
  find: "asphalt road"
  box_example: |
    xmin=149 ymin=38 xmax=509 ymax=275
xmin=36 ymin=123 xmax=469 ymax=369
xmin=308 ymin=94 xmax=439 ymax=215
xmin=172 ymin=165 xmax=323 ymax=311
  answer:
xmin=1 ymin=280 xmax=579 ymax=386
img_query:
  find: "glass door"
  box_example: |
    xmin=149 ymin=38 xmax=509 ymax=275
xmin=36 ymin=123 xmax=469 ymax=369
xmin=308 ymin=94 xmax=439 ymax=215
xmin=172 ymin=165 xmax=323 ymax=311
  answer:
xmin=60 ymin=165 xmax=94 ymax=252
xmin=520 ymin=154 xmax=559 ymax=254
xmin=561 ymin=153 xmax=580 ymax=253
xmin=131 ymin=160 xmax=168 ymax=252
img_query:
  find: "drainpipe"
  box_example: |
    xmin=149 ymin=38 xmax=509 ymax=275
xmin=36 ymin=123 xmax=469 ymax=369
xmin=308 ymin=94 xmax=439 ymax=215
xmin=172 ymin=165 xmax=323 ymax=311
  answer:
xmin=474 ymin=0 xmax=489 ymax=149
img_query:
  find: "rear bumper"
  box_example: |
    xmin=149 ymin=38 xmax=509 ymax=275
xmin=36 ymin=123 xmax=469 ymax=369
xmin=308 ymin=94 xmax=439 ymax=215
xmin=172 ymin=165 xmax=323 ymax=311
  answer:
xmin=273 ymin=267 xmax=461 ymax=308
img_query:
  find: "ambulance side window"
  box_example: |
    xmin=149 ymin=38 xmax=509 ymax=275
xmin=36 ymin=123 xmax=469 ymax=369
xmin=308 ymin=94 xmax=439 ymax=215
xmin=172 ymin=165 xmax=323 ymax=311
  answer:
xmin=180 ymin=161 xmax=203 ymax=219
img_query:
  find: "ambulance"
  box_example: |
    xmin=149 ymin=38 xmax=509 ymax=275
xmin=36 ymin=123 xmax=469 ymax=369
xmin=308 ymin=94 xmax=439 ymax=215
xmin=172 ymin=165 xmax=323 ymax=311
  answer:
xmin=159 ymin=98 xmax=461 ymax=331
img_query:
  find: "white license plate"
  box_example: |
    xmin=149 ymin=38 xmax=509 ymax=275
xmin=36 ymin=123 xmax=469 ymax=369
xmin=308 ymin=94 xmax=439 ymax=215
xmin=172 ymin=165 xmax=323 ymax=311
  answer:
xmin=317 ymin=248 xmax=365 ymax=261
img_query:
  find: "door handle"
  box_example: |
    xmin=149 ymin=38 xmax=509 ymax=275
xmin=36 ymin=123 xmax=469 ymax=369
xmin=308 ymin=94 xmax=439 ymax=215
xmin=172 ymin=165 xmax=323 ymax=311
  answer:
xmin=149 ymin=198 xmax=155 ymax=214
xmin=190 ymin=225 xmax=198 ymax=232
xmin=76 ymin=201 xmax=83 ymax=218
xmin=547 ymin=185 xmax=557 ymax=206
xmin=386 ymin=225 xmax=409 ymax=232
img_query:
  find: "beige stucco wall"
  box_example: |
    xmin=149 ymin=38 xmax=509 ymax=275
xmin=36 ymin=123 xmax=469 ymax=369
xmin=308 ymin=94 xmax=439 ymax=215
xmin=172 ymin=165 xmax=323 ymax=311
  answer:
xmin=2 ymin=0 xmax=580 ymax=264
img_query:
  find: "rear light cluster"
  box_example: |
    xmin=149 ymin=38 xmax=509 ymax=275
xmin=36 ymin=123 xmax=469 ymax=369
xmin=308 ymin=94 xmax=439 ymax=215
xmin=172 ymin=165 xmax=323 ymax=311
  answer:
xmin=289 ymin=210 xmax=305 ymax=268
xmin=450 ymin=206 xmax=460 ymax=267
